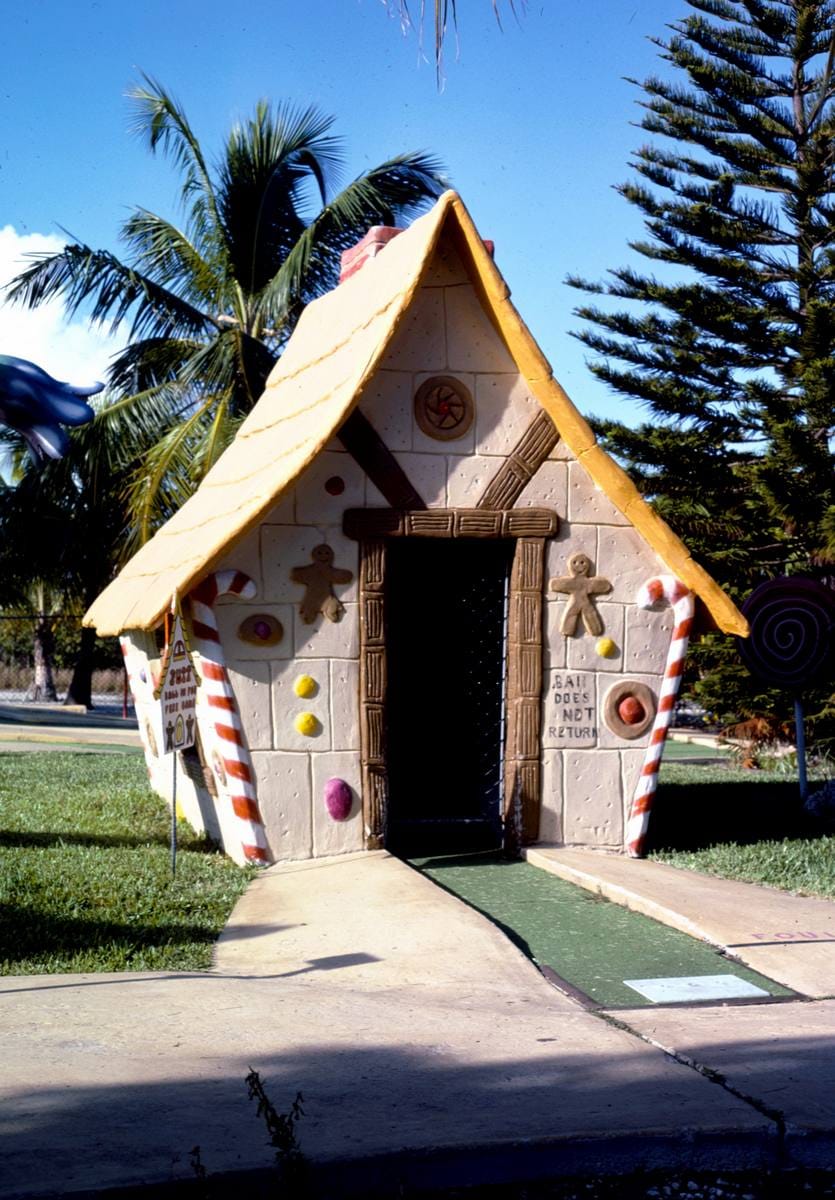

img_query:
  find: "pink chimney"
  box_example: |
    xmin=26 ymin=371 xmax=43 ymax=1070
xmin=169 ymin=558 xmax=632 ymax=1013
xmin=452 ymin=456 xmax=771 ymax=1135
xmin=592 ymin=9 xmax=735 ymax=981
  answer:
xmin=339 ymin=224 xmax=496 ymax=283
xmin=339 ymin=226 xmax=404 ymax=283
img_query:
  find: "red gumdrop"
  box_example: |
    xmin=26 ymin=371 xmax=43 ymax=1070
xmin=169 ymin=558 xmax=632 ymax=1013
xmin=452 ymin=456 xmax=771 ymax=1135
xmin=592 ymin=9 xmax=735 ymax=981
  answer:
xmin=324 ymin=777 xmax=353 ymax=821
xmin=618 ymin=695 xmax=646 ymax=726
xmin=325 ymin=476 xmax=345 ymax=496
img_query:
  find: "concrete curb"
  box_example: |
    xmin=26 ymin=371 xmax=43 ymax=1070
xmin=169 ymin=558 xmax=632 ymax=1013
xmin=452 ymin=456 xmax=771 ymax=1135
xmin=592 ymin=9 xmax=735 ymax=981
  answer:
xmin=0 ymin=727 xmax=141 ymax=749
xmin=525 ymin=846 xmax=715 ymax=944
xmin=5 ymin=1128 xmax=787 ymax=1199
xmin=307 ymin=1128 xmax=784 ymax=1197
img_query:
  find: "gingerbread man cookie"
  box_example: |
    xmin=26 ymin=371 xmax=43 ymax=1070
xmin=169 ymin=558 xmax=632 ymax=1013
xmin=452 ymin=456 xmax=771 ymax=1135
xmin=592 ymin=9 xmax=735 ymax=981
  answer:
xmin=549 ymin=552 xmax=612 ymax=636
xmin=291 ymin=545 xmax=354 ymax=624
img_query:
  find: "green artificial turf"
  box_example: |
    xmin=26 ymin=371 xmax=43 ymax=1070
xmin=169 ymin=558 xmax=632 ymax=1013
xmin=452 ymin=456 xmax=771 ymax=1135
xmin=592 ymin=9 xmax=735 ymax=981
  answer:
xmin=0 ymin=752 xmax=255 ymax=975
xmin=660 ymin=740 xmax=730 ymax=760
xmin=412 ymin=853 xmax=789 ymax=1008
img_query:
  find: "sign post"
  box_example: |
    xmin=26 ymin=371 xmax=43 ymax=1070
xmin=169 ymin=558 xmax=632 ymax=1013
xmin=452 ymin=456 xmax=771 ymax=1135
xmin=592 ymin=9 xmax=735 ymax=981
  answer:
xmin=154 ymin=596 xmax=200 ymax=877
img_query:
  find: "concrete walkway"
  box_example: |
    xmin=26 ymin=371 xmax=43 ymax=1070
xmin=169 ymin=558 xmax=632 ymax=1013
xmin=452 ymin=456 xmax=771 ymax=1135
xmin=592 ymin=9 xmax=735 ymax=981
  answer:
xmin=3 ymin=851 xmax=835 ymax=1198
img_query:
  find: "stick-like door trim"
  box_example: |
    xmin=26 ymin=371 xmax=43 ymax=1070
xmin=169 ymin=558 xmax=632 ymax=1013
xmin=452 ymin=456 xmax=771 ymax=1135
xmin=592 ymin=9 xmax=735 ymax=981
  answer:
xmin=344 ymin=508 xmax=556 ymax=850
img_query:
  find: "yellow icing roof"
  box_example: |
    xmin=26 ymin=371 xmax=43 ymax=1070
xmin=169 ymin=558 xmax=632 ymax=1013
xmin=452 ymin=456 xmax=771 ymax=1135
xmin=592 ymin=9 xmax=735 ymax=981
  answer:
xmin=86 ymin=190 xmax=748 ymax=637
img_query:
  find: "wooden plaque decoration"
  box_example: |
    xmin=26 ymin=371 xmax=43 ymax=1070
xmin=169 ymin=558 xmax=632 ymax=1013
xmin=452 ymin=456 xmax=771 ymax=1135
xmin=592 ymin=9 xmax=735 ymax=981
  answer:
xmin=344 ymin=508 xmax=558 ymax=541
xmin=414 ymin=376 xmax=474 ymax=441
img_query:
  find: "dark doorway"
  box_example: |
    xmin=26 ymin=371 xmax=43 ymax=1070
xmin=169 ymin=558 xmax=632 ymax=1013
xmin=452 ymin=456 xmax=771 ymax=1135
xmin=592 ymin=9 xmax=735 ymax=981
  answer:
xmin=385 ymin=538 xmax=514 ymax=855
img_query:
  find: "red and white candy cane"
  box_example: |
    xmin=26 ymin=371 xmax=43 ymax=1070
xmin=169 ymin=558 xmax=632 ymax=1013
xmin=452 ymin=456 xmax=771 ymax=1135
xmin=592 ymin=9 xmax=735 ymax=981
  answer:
xmin=189 ymin=570 xmax=270 ymax=865
xmin=626 ymin=575 xmax=695 ymax=858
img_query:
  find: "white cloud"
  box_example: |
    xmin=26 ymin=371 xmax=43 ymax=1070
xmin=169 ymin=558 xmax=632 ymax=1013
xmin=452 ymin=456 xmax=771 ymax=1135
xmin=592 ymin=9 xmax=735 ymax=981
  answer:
xmin=0 ymin=226 xmax=125 ymax=386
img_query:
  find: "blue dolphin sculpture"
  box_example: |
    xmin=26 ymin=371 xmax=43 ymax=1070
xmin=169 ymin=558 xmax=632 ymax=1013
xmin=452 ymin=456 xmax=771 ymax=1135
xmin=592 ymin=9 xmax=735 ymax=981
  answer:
xmin=0 ymin=355 xmax=101 ymax=460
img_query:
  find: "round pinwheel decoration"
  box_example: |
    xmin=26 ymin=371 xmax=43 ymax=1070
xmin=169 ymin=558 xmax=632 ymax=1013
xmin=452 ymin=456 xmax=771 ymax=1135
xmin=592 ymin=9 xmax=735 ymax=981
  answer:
xmin=414 ymin=376 xmax=474 ymax=441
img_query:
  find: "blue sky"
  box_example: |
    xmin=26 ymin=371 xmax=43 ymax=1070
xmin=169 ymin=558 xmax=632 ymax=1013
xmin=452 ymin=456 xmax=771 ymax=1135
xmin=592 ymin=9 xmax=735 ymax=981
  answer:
xmin=1 ymin=0 xmax=686 ymax=424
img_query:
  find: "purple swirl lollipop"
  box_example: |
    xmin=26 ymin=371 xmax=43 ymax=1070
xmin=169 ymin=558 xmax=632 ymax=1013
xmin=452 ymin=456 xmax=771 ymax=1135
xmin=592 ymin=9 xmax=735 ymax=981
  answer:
xmin=738 ymin=577 xmax=835 ymax=691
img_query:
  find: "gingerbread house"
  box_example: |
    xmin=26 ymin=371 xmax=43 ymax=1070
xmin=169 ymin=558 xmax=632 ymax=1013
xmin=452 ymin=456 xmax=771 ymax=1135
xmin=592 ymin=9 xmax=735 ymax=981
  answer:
xmin=85 ymin=191 xmax=747 ymax=867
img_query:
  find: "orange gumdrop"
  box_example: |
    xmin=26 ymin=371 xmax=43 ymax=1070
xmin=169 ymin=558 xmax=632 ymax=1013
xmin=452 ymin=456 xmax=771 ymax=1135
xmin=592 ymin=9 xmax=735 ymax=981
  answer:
xmin=618 ymin=695 xmax=646 ymax=726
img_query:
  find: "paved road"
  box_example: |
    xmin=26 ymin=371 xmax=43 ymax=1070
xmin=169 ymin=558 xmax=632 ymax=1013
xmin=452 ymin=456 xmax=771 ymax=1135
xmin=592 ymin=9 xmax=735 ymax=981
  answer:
xmin=0 ymin=703 xmax=140 ymax=751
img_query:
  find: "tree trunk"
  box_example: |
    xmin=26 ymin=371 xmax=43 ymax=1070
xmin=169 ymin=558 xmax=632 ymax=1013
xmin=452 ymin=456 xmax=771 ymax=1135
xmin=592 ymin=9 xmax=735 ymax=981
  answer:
xmin=26 ymin=614 xmax=58 ymax=703
xmin=64 ymin=624 xmax=97 ymax=708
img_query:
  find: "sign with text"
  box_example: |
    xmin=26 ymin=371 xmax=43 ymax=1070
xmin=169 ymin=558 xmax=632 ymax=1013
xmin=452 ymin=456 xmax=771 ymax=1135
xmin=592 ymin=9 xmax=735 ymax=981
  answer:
xmin=155 ymin=609 xmax=199 ymax=755
xmin=546 ymin=672 xmax=597 ymax=748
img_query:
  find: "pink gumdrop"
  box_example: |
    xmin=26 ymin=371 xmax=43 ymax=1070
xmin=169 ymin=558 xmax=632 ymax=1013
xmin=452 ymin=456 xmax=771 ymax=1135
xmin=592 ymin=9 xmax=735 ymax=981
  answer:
xmin=324 ymin=777 xmax=353 ymax=822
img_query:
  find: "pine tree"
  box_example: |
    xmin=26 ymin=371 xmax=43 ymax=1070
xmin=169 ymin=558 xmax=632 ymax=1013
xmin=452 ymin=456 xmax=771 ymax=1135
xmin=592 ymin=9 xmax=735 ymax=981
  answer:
xmin=569 ymin=0 xmax=835 ymax=749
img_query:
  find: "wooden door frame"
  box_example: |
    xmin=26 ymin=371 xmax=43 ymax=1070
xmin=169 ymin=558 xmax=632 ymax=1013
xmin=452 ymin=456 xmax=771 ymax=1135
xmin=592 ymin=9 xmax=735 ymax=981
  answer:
xmin=343 ymin=507 xmax=558 ymax=851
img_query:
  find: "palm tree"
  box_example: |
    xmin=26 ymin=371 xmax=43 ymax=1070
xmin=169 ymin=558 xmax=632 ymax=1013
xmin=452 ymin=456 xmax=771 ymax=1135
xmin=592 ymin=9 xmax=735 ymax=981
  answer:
xmin=0 ymin=390 xmax=175 ymax=704
xmin=6 ymin=77 xmax=446 ymax=543
xmin=0 ymin=553 xmax=62 ymax=704
xmin=391 ymin=1 xmax=526 ymax=79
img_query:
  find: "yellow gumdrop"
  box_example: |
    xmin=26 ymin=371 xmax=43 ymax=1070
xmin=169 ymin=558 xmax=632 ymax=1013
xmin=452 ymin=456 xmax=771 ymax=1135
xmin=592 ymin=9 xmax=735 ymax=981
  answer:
xmin=596 ymin=637 xmax=617 ymax=658
xmin=294 ymin=674 xmax=317 ymax=698
xmin=294 ymin=711 xmax=320 ymax=737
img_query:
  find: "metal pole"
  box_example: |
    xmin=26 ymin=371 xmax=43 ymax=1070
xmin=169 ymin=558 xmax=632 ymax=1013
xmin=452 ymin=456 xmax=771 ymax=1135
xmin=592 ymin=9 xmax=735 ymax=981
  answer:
xmin=794 ymin=697 xmax=808 ymax=803
xmin=171 ymin=754 xmax=178 ymax=878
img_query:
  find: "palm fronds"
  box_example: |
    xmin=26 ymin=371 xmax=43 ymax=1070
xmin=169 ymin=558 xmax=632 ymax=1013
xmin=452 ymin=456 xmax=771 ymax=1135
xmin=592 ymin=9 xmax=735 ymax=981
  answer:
xmin=6 ymin=243 xmax=213 ymax=340
xmin=4 ymin=78 xmax=446 ymax=543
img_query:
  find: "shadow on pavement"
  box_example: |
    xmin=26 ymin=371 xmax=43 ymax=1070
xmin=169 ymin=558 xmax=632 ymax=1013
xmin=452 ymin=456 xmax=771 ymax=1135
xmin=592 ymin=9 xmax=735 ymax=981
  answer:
xmin=4 ymin=1026 xmax=833 ymax=1197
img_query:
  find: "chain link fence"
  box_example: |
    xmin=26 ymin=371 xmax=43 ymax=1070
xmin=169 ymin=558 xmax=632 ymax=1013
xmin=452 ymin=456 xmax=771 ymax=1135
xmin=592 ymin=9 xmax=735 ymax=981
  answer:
xmin=0 ymin=614 xmax=129 ymax=711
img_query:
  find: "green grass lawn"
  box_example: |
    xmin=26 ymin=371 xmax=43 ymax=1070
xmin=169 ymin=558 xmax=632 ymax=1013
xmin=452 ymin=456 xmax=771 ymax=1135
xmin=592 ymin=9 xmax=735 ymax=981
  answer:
xmin=653 ymin=836 xmax=835 ymax=899
xmin=651 ymin=761 xmax=835 ymax=899
xmin=0 ymin=752 xmax=255 ymax=975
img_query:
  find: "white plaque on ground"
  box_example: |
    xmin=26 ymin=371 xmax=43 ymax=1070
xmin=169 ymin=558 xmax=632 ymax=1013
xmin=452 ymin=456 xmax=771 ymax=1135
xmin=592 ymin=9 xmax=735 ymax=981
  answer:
xmin=623 ymin=974 xmax=770 ymax=1004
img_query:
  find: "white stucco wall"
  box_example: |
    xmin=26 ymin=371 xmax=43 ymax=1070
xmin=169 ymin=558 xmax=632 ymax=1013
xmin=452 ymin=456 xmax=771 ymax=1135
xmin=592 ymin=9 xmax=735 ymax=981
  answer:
xmin=209 ymin=499 xmax=364 ymax=863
